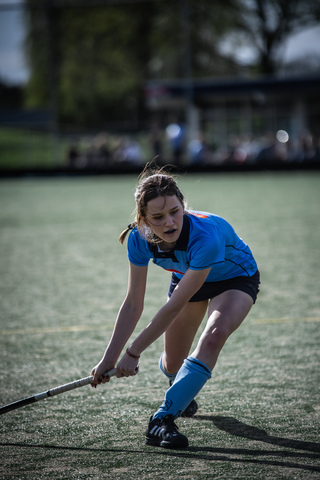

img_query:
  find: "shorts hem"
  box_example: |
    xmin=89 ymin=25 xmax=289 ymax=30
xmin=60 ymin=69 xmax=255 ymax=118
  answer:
xmin=168 ymin=270 xmax=260 ymax=304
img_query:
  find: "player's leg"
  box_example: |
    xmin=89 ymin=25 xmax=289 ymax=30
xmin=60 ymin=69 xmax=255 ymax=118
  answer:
xmin=191 ymin=289 xmax=253 ymax=369
xmin=159 ymin=300 xmax=208 ymax=417
xmin=152 ymin=290 xmax=253 ymax=422
xmin=161 ymin=299 xmax=208 ymax=376
xmin=146 ymin=290 xmax=256 ymax=448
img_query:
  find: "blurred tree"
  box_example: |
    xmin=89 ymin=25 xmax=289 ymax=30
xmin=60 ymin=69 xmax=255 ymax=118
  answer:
xmin=23 ymin=0 xmax=240 ymax=129
xmin=24 ymin=2 xmax=50 ymax=110
xmin=148 ymin=0 xmax=240 ymax=79
xmin=232 ymin=0 xmax=320 ymax=74
xmin=25 ymin=2 xmax=149 ymax=128
xmin=23 ymin=0 xmax=320 ymax=128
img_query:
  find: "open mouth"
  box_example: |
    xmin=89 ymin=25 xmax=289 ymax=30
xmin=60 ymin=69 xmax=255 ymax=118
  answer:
xmin=165 ymin=229 xmax=176 ymax=235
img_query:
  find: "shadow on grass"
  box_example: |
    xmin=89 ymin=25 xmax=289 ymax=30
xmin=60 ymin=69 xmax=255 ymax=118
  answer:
xmin=195 ymin=415 xmax=320 ymax=453
xmin=1 ymin=416 xmax=319 ymax=474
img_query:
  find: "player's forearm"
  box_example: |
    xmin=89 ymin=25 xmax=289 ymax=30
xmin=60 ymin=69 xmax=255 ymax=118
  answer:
xmin=128 ymin=269 xmax=209 ymax=357
xmin=104 ymin=301 xmax=143 ymax=363
xmin=129 ymin=302 xmax=180 ymax=357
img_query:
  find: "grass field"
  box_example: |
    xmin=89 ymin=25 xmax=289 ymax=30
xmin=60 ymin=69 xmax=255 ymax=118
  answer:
xmin=0 ymin=171 xmax=319 ymax=479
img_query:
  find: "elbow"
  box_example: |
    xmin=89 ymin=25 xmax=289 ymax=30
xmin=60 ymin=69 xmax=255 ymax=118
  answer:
xmin=123 ymin=297 xmax=144 ymax=318
xmin=164 ymin=296 xmax=187 ymax=320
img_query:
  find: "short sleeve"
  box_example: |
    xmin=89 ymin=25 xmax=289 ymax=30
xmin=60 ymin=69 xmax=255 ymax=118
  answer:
xmin=127 ymin=229 xmax=151 ymax=266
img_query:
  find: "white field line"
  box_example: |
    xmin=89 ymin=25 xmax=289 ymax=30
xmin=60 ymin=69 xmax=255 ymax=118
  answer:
xmin=0 ymin=325 xmax=105 ymax=336
xmin=251 ymin=317 xmax=320 ymax=325
xmin=0 ymin=318 xmax=320 ymax=335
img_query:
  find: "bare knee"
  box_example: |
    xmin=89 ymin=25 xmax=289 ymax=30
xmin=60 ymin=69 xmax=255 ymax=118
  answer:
xmin=199 ymin=325 xmax=231 ymax=353
xmin=162 ymin=353 xmax=184 ymax=375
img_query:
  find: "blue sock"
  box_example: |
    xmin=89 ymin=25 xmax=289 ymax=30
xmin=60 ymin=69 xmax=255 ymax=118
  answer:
xmin=159 ymin=352 xmax=177 ymax=383
xmin=153 ymin=356 xmax=212 ymax=420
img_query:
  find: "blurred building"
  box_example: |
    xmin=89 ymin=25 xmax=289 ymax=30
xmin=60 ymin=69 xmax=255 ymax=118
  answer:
xmin=145 ymin=75 xmax=320 ymax=166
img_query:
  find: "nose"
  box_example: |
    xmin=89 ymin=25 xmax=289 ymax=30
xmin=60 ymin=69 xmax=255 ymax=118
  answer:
xmin=164 ymin=214 xmax=174 ymax=226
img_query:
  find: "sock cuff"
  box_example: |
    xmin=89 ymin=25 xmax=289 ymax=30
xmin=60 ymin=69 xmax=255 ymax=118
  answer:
xmin=186 ymin=356 xmax=212 ymax=378
xmin=159 ymin=352 xmax=177 ymax=381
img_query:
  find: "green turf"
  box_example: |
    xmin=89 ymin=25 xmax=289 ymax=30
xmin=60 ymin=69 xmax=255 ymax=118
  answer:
xmin=0 ymin=172 xmax=319 ymax=479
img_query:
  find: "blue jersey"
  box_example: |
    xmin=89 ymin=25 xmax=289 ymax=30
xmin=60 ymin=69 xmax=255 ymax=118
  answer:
xmin=127 ymin=211 xmax=257 ymax=281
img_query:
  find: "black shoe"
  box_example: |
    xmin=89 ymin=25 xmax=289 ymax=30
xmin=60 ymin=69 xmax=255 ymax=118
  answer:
xmin=145 ymin=414 xmax=189 ymax=449
xmin=181 ymin=398 xmax=198 ymax=418
xmin=169 ymin=380 xmax=198 ymax=418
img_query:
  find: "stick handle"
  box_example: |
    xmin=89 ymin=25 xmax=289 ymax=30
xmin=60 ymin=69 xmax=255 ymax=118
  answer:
xmin=0 ymin=368 xmax=117 ymax=415
xmin=42 ymin=367 xmax=117 ymax=398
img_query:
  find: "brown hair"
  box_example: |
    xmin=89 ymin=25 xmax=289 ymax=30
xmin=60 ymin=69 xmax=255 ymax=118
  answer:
xmin=119 ymin=165 xmax=186 ymax=244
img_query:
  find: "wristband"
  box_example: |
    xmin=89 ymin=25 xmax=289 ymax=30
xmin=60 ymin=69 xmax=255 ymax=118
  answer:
xmin=126 ymin=348 xmax=140 ymax=360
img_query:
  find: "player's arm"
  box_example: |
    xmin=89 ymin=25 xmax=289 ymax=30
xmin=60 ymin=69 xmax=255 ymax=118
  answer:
xmin=107 ymin=262 xmax=147 ymax=360
xmin=91 ymin=262 xmax=147 ymax=383
xmin=123 ymin=267 xmax=210 ymax=361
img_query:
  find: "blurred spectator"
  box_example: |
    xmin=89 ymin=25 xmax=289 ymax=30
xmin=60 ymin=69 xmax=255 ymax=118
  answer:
xmin=314 ymin=136 xmax=320 ymax=163
xmin=149 ymin=120 xmax=163 ymax=160
xmin=78 ymin=137 xmax=96 ymax=169
xmin=255 ymin=132 xmax=288 ymax=165
xmin=124 ymin=139 xmax=144 ymax=165
xmin=65 ymin=128 xmax=319 ymax=171
xmin=93 ymin=133 xmax=112 ymax=168
xmin=166 ymin=118 xmax=186 ymax=166
xmin=238 ymin=134 xmax=260 ymax=164
xmin=225 ymin=135 xmax=246 ymax=166
xmin=113 ymin=137 xmax=144 ymax=167
xmin=296 ymin=132 xmax=317 ymax=163
xmin=67 ymin=143 xmax=80 ymax=168
xmin=188 ymin=134 xmax=209 ymax=165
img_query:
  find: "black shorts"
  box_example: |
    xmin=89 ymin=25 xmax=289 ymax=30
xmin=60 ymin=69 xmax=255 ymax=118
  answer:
xmin=168 ymin=270 xmax=260 ymax=304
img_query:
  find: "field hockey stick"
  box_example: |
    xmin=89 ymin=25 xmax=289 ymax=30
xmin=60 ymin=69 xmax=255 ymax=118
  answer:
xmin=0 ymin=368 xmax=117 ymax=415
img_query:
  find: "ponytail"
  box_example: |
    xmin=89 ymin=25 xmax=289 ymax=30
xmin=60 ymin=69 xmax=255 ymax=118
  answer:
xmin=119 ymin=223 xmax=136 ymax=244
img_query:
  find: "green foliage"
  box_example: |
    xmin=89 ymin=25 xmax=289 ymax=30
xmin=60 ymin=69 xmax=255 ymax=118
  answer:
xmin=0 ymin=128 xmax=68 ymax=169
xmin=23 ymin=1 xmax=240 ymax=128
xmin=24 ymin=2 xmax=50 ymax=108
xmin=58 ymin=7 xmax=141 ymax=125
xmin=22 ymin=0 xmax=320 ymax=127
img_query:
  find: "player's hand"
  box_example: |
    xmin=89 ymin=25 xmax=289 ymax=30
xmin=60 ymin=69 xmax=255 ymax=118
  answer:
xmin=116 ymin=354 xmax=139 ymax=378
xmin=90 ymin=361 xmax=115 ymax=387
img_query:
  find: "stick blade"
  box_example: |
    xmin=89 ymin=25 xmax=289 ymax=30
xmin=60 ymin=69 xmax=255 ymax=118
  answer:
xmin=0 ymin=396 xmax=37 ymax=415
xmin=0 ymin=368 xmax=118 ymax=415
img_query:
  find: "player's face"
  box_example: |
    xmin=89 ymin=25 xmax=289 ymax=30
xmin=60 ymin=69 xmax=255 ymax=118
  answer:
xmin=145 ymin=195 xmax=184 ymax=248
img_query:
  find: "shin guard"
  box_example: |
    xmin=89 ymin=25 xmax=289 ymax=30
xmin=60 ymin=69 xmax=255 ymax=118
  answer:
xmin=153 ymin=356 xmax=211 ymax=420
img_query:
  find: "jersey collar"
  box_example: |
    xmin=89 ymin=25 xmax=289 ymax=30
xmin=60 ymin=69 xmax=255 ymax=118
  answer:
xmin=174 ymin=213 xmax=190 ymax=251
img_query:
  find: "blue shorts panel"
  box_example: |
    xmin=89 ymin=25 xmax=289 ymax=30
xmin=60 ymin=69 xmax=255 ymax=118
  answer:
xmin=168 ymin=270 xmax=260 ymax=304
